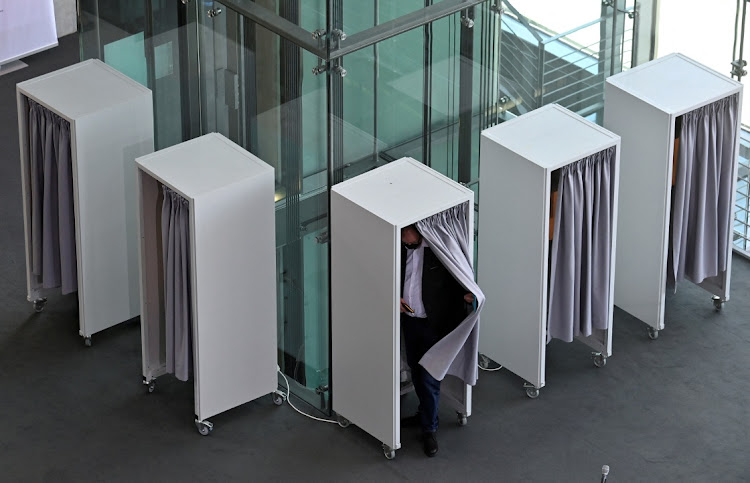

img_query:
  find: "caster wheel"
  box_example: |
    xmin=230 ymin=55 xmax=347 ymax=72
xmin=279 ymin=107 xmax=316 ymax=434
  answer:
xmin=478 ymin=353 xmax=490 ymax=369
xmin=382 ymin=444 xmax=396 ymax=460
xmin=337 ymin=415 xmax=351 ymax=428
xmin=525 ymin=385 xmax=540 ymax=399
xmin=84 ymin=337 xmax=92 ymax=347
xmin=147 ymin=382 xmax=155 ymax=393
xmin=457 ymin=412 xmax=468 ymax=426
xmin=592 ymin=353 xmax=607 ymax=368
xmin=712 ymin=296 xmax=724 ymax=311
xmin=195 ymin=419 xmax=213 ymax=436
xmin=647 ymin=327 xmax=659 ymax=340
xmin=33 ymin=298 xmax=47 ymax=313
xmin=272 ymin=391 xmax=286 ymax=406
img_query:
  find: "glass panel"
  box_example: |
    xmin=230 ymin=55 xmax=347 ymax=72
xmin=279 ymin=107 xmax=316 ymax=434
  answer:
xmin=198 ymin=4 xmax=330 ymax=411
xmin=78 ymin=0 xmax=198 ymax=149
xmin=338 ymin=5 xmax=498 ymax=183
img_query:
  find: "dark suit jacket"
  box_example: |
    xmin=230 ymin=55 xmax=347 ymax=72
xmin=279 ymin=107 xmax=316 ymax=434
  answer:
xmin=401 ymin=246 xmax=467 ymax=339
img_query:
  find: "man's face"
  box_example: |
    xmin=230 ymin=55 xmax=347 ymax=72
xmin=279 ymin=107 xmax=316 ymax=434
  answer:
xmin=401 ymin=226 xmax=422 ymax=250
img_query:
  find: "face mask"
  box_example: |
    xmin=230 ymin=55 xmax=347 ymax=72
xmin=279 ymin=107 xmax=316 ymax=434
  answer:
xmin=403 ymin=242 xmax=420 ymax=250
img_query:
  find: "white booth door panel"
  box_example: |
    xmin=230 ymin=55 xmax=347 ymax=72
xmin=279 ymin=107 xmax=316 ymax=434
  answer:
xmin=605 ymin=87 xmax=673 ymax=330
xmin=331 ymin=192 xmax=400 ymax=449
xmin=477 ymin=138 xmax=548 ymax=388
xmin=74 ymin=107 xmax=153 ymax=336
xmin=192 ymin=182 xmax=278 ymax=421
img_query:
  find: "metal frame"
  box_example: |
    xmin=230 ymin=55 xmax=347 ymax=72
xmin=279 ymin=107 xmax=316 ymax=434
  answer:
xmin=222 ymin=0 xmax=486 ymax=60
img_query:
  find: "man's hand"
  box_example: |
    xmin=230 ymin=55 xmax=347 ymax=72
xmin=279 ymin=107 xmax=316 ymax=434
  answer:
xmin=400 ymin=298 xmax=407 ymax=313
xmin=464 ymin=293 xmax=474 ymax=304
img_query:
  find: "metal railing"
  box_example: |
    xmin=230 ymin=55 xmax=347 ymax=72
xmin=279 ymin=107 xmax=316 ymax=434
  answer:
xmin=734 ymin=130 xmax=750 ymax=258
xmin=497 ymin=0 xmax=636 ymax=121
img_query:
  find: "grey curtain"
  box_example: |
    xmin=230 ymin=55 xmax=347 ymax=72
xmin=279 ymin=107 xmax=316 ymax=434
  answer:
xmin=547 ymin=146 xmax=615 ymax=343
xmin=416 ymin=201 xmax=485 ymax=386
xmin=27 ymin=99 xmax=77 ymax=294
xmin=670 ymin=94 xmax=739 ymax=285
xmin=161 ymin=186 xmax=192 ymax=382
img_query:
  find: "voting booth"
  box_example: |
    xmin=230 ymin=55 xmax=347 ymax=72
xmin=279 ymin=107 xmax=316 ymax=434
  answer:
xmin=605 ymin=53 xmax=743 ymax=339
xmin=331 ymin=158 xmax=479 ymax=459
xmin=478 ymin=104 xmax=620 ymax=398
xmin=17 ymin=59 xmax=154 ymax=345
xmin=136 ymin=133 xmax=283 ymax=435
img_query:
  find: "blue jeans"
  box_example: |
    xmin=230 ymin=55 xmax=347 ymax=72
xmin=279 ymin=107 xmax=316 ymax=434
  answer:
xmin=402 ymin=315 xmax=441 ymax=433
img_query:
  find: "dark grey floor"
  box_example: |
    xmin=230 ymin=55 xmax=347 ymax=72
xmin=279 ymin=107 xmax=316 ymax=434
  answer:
xmin=2 ymin=35 xmax=750 ymax=482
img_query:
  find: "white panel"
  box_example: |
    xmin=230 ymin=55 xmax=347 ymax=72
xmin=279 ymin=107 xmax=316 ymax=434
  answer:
xmin=477 ymin=135 xmax=548 ymax=389
xmin=17 ymin=60 xmax=150 ymax=120
xmin=607 ymin=53 xmax=741 ymax=115
xmin=332 ymin=158 xmax=473 ymax=227
xmin=75 ymin=96 xmax=154 ymax=337
xmin=0 ymin=0 xmax=57 ymax=65
xmin=331 ymin=191 xmax=399 ymax=450
xmin=483 ymin=104 xmax=620 ymax=170
xmin=605 ymin=84 xmax=672 ymax=330
xmin=192 ymin=172 xmax=277 ymax=420
xmin=137 ymin=133 xmax=272 ymax=198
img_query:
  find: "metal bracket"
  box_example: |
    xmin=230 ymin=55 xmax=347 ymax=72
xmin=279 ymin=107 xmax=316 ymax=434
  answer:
xmin=180 ymin=0 xmax=190 ymax=4
xmin=489 ymin=1 xmax=503 ymax=15
xmin=602 ymin=0 xmax=636 ymax=17
xmin=312 ymin=58 xmax=328 ymax=75
xmin=330 ymin=29 xmax=347 ymax=50
xmin=731 ymin=59 xmax=747 ymax=79
xmin=461 ymin=16 xmax=474 ymax=28
xmin=207 ymin=7 xmax=222 ymax=18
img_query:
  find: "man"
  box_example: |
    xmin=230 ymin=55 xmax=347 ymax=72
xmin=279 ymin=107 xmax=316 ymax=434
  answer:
xmin=400 ymin=224 xmax=474 ymax=457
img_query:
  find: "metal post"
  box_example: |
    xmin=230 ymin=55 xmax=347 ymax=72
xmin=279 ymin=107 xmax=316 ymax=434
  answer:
xmin=536 ymin=42 xmax=545 ymax=109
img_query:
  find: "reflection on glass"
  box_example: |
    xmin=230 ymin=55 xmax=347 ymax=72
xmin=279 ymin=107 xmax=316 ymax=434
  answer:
xmin=198 ymin=5 xmax=330 ymax=410
xmin=337 ymin=5 xmax=499 ymax=185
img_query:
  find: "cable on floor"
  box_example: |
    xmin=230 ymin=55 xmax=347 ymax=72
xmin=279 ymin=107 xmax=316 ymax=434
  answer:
xmin=278 ymin=368 xmax=338 ymax=424
xmin=478 ymin=353 xmax=503 ymax=372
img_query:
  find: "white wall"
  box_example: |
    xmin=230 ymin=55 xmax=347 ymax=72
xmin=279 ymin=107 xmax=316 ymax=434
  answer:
xmin=54 ymin=0 xmax=77 ymax=37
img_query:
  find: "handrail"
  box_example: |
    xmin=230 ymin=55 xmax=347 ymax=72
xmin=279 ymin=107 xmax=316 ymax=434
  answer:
xmin=501 ymin=0 xmax=544 ymax=43
xmin=542 ymin=17 xmax=604 ymax=45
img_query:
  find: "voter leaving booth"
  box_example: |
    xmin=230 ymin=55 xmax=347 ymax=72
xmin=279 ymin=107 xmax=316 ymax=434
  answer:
xmin=330 ymin=158 xmax=484 ymax=460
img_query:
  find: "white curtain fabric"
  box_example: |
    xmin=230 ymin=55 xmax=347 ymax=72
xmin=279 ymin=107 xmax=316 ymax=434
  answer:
xmin=547 ymin=146 xmax=615 ymax=343
xmin=161 ymin=186 xmax=192 ymax=382
xmin=27 ymin=99 xmax=77 ymax=294
xmin=670 ymin=94 xmax=739 ymax=285
xmin=416 ymin=201 xmax=484 ymax=386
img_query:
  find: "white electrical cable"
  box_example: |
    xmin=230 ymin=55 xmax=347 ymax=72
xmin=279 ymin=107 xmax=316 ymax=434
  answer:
xmin=479 ymin=364 xmax=503 ymax=372
xmin=278 ymin=369 xmax=339 ymax=424
xmin=478 ymin=353 xmax=503 ymax=371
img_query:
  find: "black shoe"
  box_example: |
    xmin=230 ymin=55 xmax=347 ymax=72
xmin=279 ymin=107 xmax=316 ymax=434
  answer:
xmin=401 ymin=413 xmax=421 ymax=428
xmin=422 ymin=432 xmax=438 ymax=457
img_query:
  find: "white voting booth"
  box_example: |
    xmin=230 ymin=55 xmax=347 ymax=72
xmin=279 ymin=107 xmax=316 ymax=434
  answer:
xmin=17 ymin=59 xmax=154 ymax=346
xmin=478 ymin=104 xmax=620 ymax=398
xmin=136 ymin=133 xmax=282 ymax=435
xmin=605 ymin=53 xmax=743 ymax=339
xmin=331 ymin=158 xmax=474 ymax=459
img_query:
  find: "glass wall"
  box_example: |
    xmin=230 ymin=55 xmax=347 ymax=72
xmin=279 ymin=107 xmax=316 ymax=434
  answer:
xmin=79 ymin=0 xmax=653 ymax=414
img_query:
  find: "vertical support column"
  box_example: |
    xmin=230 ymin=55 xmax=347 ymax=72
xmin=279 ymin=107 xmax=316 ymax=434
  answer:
xmin=423 ymin=0 xmax=434 ymax=167
xmin=279 ymin=0 xmax=306 ymax=385
xmin=458 ymin=7 xmax=475 ymax=184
